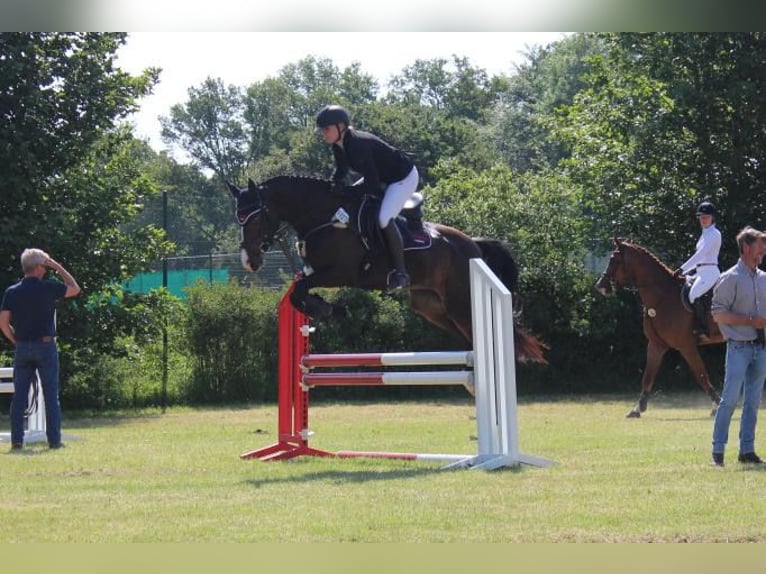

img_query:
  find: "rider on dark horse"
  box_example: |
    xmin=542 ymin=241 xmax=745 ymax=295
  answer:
xmin=674 ymin=201 xmax=722 ymax=335
xmin=315 ymin=104 xmax=419 ymax=291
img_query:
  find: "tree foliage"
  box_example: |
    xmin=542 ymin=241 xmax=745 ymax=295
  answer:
xmin=487 ymin=34 xmax=604 ymax=173
xmin=0 ymin=32 xmax=175 ymax=394
xmin=385 ymin=56 xmax=500 ymax=121
xmin=10 ymin=32 xmax=764 ymax=404
xmin=160 ymin=77 xmax=248 ymax=182
xmin=555 ymin=32 xmax=766 ymax=267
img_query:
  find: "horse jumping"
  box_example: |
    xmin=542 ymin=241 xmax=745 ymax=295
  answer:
xmin=595 ymin=237 xmax=723 ymax=417
xmin=239 ymin=260 xmax=554 ymax=470
xmin=227 ymin=176 xmax=547 ymax=367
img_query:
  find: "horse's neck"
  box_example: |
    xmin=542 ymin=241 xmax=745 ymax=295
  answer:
xmin=267 ymin=178 xmax=338 ymax=233
xmin=626 ymin=248 xmax=674 ymax=300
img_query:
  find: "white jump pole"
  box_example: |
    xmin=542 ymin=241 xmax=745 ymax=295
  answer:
xmin=302 ymin=351 xmax=473 ymax=369
xmin=302 ymin=370 xmax=474 ymax=387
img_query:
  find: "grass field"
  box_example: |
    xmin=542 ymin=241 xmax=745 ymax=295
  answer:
xmin=2 ymin=392 xmax=766 ymax=543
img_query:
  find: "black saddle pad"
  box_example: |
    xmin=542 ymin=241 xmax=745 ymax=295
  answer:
xmin=354 ymin=196 xmax=433 ymax=252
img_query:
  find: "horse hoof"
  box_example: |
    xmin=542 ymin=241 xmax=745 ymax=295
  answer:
xmin=626 ymin=410 xmax=641 ymax=419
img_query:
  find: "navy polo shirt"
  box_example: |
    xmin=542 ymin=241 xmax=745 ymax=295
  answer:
xmin=0 ymin=277 xmax=67 ymax=341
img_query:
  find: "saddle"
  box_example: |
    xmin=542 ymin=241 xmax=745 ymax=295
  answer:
xmin=334 ymin=191 xmax=434 ymax=253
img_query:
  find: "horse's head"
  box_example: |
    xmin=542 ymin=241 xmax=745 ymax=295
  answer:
xmin=595 ymin=237 xmax=631 ymax=295
xmin=227 ymin=178 xmax=281 ymax=273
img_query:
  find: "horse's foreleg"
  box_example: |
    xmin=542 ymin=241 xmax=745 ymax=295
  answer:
xmin=289 ymin=276 xmax=335 ymax=320
xmin=677 ymin=346 xmax=720 ymax=417
xmin=627 ymin=340 xmax=668 ymax=418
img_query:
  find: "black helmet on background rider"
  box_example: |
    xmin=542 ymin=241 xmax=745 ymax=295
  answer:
xmin=316 ymin=105 xmax=350 ymax=129
xmin=696 ymin=201 xmax=717 ymax=217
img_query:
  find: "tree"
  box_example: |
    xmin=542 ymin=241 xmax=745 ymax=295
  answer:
xmin=485 ymin=33 xmax=603 ymax=173
xmin=423 ymin=160 xmax=592 ymax=334
xmin=354 ymin=102 xmax=500 ymax=186
xmin=554 ymin=33 xmax=766 ymax=267
xmin=0 ymin=33 xmax=175 ymax=396
xmin=133 ymin=152 xmax=239 ymax=256
xmin=0 ymin=32 xmax=162 ymax=289
xmin=386 ymin=56 xmax=500 ymax=121
xmin=160 ymin=76 xmax=248 ymax=182
xmin=162 ymin=56 xmax=379 ymax=185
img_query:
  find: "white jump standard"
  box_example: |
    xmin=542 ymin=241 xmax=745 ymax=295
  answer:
xmin=0 ymin=367 xmax=46 ymax=443
xmin=241 ymin=258 xmax=553 ymax=470
xmin=0 ymin=366 xmax=81 ymax=445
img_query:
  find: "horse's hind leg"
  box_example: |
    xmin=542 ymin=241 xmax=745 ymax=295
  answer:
xmin=408 ymin=289 xmax=471 ymax=344
xmin=408 ymin=290 xmax=474 ymax=395
xmin=677 ymin=345 xmax=721 ymax=416
xmin=628 ymin=340 xmax=668 ymax=418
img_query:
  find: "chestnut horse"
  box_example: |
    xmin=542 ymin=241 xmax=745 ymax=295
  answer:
xmin=595 ymin=237 xmax=722 ymax=417
xmin=227 ymin=176 xmax=547 ymax=371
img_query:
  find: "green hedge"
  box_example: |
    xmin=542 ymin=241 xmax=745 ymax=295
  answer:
xmin=1 ymin=277 xmax=724 ymax=410
xmin=183 ymin=282 xmax=282 ymax=403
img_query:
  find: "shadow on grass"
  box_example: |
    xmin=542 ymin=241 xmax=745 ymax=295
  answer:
xmin=0 ymin=411 xmax=165 ymax=432
xmin=2 ymin=443 xmax=65 ymax=457
xmin=242 ymin=460 xmax=523 ymax=487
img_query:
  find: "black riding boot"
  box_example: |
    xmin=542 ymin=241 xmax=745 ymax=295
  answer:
xmin=382 ymin=221 xmax=410 ymax=290
xmin=692 ymin=297 xmax=708 ymax=336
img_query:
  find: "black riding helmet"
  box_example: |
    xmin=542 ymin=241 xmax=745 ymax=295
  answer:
xmin=696 ymin=201 xmax=717 ymax=217
xmin=316 ymin=105 xmax=350 ymax=128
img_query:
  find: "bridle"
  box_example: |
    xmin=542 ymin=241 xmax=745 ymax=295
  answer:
xmin=599 ymin=245 xmax=644 ymax=293
xmin=598 ymin=246 xmax=629 ymax=293
xmin=235 ymin=185 xmax=287 ymax=255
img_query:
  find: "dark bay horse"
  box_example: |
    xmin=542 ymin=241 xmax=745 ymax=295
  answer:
xmin=227 ymin=176 xmax=548 ymax=371
xmin=595 ymin=237 xmax=722 ymax=417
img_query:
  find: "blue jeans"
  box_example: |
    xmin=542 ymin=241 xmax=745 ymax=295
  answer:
xmin=712 ymin=341 xmax=766 ymax=454
xmin=10 ymin=341 xmax=61 ymax=446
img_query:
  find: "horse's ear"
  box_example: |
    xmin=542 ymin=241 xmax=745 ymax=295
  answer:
xmin=613 ymin=236 xmax=621 ymax=248
xmin=248 ymin=178 xmax=257 ymax=192
xmin=226 ymin=181 xmax=240 ymax=199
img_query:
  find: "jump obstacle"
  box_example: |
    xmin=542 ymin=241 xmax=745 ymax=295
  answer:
xmin=240 ymin=258 xmax=553 ymax=470
xmin=0 ymin=367 xmax=81 ymax=445
xmin=0 ymin=367 xmax=46 ymax=443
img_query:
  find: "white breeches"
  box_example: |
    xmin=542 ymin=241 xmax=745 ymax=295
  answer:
xmin=378 ymin=166 xmax=419 ymax=228
xmin=689 ymin=266 xmax=720 ymax=302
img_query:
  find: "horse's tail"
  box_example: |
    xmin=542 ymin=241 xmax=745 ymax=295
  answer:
xmin=474 ymin=238 xmax=519 ymax=293
xmin=474 ymin=238 xmax=549 ymax=365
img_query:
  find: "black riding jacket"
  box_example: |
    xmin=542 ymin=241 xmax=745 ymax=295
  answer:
xmin=331 ymin=128 xmax=414 ymax=196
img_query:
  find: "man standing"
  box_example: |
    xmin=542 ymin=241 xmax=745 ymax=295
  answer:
xmin=0 ymin=249 xmax=80 ymax=450
xmin=710 ymin=227 xmax=766 ymax=466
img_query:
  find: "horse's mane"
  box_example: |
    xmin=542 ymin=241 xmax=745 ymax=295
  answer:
xmin=265 ymin=174 xmax=331 ymax=188
xmin=617 ymin=238 xmax=674 ymax=275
